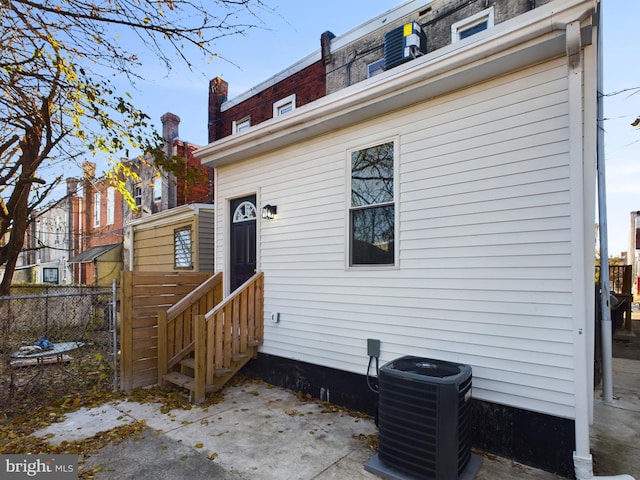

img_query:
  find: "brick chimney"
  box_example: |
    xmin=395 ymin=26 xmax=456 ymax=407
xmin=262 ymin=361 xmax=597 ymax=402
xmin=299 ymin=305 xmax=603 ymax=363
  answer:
xmin=66 ymin=177 xmax=79 ymax=196
xmin=161 ymin=112 xmax=180 ymax=158
xmin=208 ymin=77 xmax=228 ymax=143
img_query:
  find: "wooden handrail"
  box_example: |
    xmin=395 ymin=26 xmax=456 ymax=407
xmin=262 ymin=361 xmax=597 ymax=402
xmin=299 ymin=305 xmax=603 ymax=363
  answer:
xmin=192 ymin=272 xmax=264 ymax=402
xmin=166 ymin=272 xmax=222 ymax=321
xmin=159 ymin=271 xmax=264 ymax=403
xmin=158 ymin=272 xmax=224 ymax=384
xmin=204 ymin=272 xmax=264 ymax=321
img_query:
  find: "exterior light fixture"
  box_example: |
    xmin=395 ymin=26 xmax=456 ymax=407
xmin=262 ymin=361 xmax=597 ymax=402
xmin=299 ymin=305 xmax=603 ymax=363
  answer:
xmin=262 ymin=204 xmax=277 ymax=220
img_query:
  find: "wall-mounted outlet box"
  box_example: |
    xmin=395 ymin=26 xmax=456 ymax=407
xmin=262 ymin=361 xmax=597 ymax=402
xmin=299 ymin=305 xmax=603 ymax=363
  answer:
xmin=367 ymin=338 xmax=380 ymax=357
xmin=271 ymin=312 xmax=280 ymax=323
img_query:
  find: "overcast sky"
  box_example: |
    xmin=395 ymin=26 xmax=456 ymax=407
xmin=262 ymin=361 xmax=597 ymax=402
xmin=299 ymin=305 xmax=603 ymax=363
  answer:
xmin=56 ymin=0 xmax=639 ymax=256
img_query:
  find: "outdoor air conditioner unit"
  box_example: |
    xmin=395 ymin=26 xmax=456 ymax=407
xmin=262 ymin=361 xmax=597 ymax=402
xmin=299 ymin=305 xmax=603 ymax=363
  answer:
xmin=365 ymin=356 xmax=474 ymax=480
xmin=383 ymin=21 xmax=427 ymax=71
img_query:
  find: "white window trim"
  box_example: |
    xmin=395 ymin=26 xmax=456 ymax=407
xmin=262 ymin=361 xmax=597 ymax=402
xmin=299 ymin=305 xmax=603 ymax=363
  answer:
xmin=106 ymin=186 xmax=115 ymax=225
xmin=345 ymin=137 xmax=399 ymax=270
xmin=233 ymin=116 xmax=251 ymax=134
xmin=451 ymin=7 xmax=494 ymax=43
xmin=367 ymin=58 xmax=385 ymax=78
xmin=273 ymin=94 xmax=296 ymax=117
xmin=153 ymin=177 xmax=162 ymax=202
xmin=93 ymin=192 xmax=101 ymax=227
xmin=174 ymin=227 xmax=193 ymax=269
xmin=134 ymin=184 xmax=142 ymax=208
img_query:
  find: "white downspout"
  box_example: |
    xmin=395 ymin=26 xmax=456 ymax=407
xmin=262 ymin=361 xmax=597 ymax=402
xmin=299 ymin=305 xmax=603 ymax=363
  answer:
xmin=570 ymin=5 xmax=635 ymax=480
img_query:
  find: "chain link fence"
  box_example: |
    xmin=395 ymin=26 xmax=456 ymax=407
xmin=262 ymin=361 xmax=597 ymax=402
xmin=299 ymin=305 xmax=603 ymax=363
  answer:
xmin=0 ymin=283 xmax=118 ymax=417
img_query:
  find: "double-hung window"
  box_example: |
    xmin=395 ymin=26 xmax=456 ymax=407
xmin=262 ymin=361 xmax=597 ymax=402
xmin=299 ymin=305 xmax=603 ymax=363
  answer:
xmin=134 ymin=184 xmax=142 ymax=208
xmin=153 ymin=177 xmax=162 ymax=202
xmin=107 ymin=186 xmax=115 ymax=225
xmin=349 ymin=141 xmax=395 ymax=266
xmin=93 ymin=192 xmax=101 ymax=226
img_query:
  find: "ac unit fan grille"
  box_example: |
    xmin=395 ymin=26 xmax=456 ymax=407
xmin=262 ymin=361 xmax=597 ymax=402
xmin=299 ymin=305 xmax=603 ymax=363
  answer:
xmin=377 ymin=356 xmax=472 ymax=480
xmin=379 ymin=375 xmax=439 ymax=476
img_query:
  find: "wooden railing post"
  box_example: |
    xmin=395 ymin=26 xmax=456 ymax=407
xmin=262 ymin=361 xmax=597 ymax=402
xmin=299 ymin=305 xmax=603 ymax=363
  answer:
xmin=194 ymin=314 xmax=206 ymax=404
xmin=157 ymin=310 xmax=168 ymax=385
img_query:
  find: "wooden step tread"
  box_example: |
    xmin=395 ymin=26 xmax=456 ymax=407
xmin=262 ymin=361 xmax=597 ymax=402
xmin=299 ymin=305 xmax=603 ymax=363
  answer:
xmin=180 ymin=357 xmax=195 ymax=369
xmin=183 ymin=379 xmax=219 ymax=393
xmin=163 ymin=371 xmax=194 ymax=388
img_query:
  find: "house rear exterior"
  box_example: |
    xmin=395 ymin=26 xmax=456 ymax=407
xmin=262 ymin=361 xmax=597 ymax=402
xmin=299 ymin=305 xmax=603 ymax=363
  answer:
xmin=197 ymin=0 xmax=600 ymax=476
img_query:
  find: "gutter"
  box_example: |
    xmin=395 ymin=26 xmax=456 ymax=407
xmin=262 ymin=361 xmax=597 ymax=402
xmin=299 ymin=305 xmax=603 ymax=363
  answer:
xmin=196 ymin=0 xmax=597 ymax=168
xmin=568 ymin=2 xmax=633 ymax=479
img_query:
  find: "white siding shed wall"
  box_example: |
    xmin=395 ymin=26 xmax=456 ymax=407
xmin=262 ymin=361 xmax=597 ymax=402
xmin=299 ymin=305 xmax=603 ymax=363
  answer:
xmin=215 ymin=56 xmax=578 ymax=419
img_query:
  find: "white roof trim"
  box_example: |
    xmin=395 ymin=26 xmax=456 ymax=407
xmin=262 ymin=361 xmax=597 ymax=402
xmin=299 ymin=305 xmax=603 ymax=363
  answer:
xmin=198 ymin=0 xmax=595 ymax=167
xmin=127 ymin=203 xmax=214 ymax=230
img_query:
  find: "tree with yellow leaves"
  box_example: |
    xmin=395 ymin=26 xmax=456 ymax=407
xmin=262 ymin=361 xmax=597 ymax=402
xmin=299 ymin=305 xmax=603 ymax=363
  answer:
xmin=0 ymin=0 xmax=270 ymax=293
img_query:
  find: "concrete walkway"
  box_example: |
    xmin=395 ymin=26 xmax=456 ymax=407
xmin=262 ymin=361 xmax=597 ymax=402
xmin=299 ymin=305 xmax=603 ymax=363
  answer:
xmin=31 ymin=353 xmax=639 ymax=479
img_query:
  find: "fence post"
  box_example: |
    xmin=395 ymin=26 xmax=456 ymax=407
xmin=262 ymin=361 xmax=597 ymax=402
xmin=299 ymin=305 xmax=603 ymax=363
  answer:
xmin=194 ymin=314 xmax=206 ymax=404
xmin=157 ymin=310 xmax=168 ymax=386
xmin=112 ymin=278 xmax=119 ymax=391
xmin=120 ymin=271 xmax=133 ymax=392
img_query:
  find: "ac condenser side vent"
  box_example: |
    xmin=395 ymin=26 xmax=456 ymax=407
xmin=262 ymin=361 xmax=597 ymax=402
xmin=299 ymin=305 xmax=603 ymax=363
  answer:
xmin=383 ymin=21 xmax=427 ymax=71
xmin=369 ymin=356 xmax=474 ymax=480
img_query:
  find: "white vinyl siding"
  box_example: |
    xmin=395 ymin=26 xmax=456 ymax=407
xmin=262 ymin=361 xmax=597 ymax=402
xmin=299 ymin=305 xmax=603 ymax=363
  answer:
xmin=215 ymin=57 xmax=577 ymax=418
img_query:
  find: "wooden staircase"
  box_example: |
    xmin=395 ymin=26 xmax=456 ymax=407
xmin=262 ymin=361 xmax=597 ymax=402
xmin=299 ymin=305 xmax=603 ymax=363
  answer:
xmin=157 ymin=272 xmax=264 ymax=403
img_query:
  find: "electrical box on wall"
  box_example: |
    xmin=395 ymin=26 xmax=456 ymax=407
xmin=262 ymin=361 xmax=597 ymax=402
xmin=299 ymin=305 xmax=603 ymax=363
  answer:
xmin=270 ymin=312 xmax=280 ymax=323
xmin=367 ymin=338 xmax=381 ymax=357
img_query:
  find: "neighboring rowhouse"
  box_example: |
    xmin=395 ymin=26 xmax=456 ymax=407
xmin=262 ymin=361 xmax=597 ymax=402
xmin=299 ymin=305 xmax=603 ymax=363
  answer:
xmin=62 ymin=111 xmax=214 ymax=282
xmin=12 ymin=200 xmax=73 ymax=285
xmin=197 ymin=0 xmax=601 ymax=477
xmin=68 ymin=161 xmax=125 ymax=287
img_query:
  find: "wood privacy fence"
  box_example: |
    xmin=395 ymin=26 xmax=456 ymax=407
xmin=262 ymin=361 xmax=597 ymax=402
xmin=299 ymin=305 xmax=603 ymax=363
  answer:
xmin=120 ymin=271 xmax=214 ymax=391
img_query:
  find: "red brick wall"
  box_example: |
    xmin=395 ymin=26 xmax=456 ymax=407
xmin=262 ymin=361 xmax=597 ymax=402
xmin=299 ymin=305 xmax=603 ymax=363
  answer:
xmin=176 ymin=142 xmax=214 ymax=205
xmin=83 ymin=178 xmax=124 ymax=249
xmin=209 ymin=60 xmax=326 ymax=141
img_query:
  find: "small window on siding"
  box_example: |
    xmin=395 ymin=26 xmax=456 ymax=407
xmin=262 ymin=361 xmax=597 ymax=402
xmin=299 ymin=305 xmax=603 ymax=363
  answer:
xmin=107 ymin=186 xmax=115 ymax=225
xmin=349 ymin=141 xmax=395 ymax=266
xmin=93 ymin=192 xmax=101 ymax=226
xmin=451 ymin=7 xmax=494 ymax=42
xmin=273 ymin=94 xmax=296 ymax=117
xmin=174 ymin=227 xmax=192 ymax=269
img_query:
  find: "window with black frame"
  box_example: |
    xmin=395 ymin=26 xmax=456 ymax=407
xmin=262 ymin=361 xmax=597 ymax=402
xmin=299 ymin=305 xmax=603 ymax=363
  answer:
xmin=42 ymin=267 xmax=59 ymax=284
xmin=350 ymin=141 xmax=395 ymax=266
